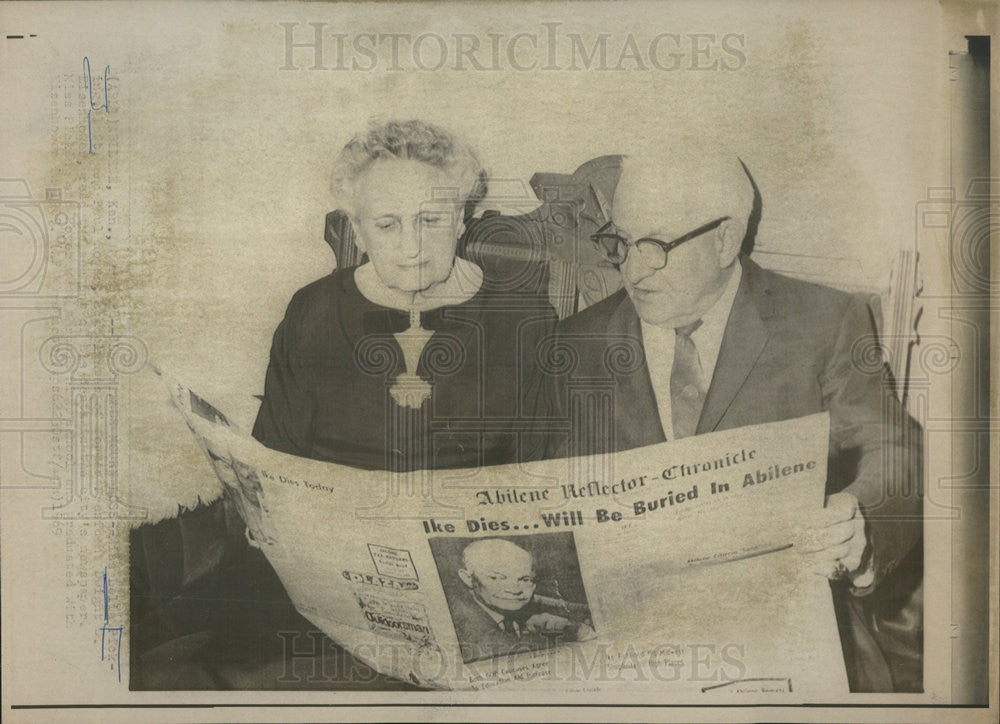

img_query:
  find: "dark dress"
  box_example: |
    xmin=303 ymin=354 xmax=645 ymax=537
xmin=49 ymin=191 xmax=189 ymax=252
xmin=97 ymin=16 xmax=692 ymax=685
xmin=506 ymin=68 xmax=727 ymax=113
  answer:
xmin=252 ymin=266 xmax=556 ymax=470
xmin=130 ymin=266 xmax=557 ymax=690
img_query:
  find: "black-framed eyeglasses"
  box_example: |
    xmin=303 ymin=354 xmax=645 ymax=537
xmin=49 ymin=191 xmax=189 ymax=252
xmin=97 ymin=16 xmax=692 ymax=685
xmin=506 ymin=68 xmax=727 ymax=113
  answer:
xmin=590 ymin=216 xmax=731 ymax=269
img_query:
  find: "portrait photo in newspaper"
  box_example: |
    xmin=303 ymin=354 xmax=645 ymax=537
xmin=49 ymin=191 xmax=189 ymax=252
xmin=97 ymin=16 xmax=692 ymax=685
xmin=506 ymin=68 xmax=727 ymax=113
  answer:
xmin=0 ymin=1 xmax=995 ymax=723
xmin=428 ymin=533 xmax=595 ymax=664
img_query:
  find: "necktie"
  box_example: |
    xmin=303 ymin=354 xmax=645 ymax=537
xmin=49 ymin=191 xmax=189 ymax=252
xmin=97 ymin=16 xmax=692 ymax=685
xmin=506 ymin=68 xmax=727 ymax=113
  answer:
xmin=501 ymin=616 xmax=520 ymax=636
xmin=670 ymin=320 xmax=705 ymax=439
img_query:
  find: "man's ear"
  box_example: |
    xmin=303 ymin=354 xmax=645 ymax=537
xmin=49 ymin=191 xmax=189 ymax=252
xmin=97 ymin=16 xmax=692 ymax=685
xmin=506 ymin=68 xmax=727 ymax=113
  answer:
xmin=716 ymin=219 xmax=744 ymax=267
xmin=458 ymin=568 xmax=474 ymax=589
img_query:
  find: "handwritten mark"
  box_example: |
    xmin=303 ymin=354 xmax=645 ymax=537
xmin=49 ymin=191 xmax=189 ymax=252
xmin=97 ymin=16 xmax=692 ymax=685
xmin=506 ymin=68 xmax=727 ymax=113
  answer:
xmin=83 ymin=57 xmax=110 ymax=155
xmin=99 ymin=567 xmax=123 ymax=682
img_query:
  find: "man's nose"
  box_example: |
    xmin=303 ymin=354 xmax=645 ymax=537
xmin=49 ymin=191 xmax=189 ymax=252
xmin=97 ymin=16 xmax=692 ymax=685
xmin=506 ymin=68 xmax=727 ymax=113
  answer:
xmin=623 ymin=254 xmax=654 ymax=285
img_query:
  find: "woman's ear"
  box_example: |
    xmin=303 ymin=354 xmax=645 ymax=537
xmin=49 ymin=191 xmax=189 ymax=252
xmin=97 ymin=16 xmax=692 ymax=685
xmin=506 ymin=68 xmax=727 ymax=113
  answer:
xmin=349 ymin=215 xmax=367 ymax=252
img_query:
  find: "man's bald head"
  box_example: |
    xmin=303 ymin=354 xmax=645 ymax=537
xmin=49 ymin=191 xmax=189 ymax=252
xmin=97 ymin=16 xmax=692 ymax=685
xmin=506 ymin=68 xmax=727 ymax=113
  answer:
xmin=613 ymin=149 xmax=755 ymax=249
xmin=608 ymin=148 xmax=757 ymax=328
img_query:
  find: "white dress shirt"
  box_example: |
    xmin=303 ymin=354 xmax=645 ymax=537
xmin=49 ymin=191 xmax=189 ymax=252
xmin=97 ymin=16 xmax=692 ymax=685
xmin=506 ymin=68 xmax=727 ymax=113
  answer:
xmin=639 ymin=261 xmax=743 ymax=440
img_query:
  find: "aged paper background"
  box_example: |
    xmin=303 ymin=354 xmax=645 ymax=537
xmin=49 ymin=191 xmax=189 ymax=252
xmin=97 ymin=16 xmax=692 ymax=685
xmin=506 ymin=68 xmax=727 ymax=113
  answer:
xmin=1 ymin=0 xmax=996 ymax=722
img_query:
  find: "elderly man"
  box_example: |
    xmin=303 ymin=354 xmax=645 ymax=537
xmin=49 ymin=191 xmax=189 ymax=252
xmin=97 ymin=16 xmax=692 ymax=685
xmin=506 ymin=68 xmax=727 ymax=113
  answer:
xmin=446 ymin=538 xmax=594 ymax=663
xmin=547 ymin=151 xmax=922 ymax=692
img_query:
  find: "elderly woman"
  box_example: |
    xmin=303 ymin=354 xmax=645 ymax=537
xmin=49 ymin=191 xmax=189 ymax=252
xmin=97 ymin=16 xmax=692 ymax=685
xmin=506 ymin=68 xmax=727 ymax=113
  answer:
xmin=131 ymin=120 xmax=555 ymax=690
xmin=252 ymin=119 xmax=555 ymax=470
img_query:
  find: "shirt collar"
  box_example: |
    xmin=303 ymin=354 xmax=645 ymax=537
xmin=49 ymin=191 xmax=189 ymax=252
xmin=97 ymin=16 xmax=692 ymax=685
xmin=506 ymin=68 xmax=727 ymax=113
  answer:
xmin=471 ymin=594 xmax=508 ymax=626
xmin=691 ymin=259 xmax=743 ymax=351
xmin=635 ymin=258 xmax=742 ymax=388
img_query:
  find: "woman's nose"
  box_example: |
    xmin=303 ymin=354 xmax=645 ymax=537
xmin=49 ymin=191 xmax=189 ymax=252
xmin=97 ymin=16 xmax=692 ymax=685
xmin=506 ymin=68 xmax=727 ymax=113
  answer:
xmin=398 ymin=224 xmax=422 ymax=259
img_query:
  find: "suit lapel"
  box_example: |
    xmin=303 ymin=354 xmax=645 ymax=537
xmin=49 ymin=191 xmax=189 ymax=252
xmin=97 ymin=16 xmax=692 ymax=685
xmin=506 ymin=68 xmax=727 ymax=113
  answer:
xmin=606 ymin=293 xmax=665 ymax=449
xmin=697 ymin=260 xmax=773 ymax=434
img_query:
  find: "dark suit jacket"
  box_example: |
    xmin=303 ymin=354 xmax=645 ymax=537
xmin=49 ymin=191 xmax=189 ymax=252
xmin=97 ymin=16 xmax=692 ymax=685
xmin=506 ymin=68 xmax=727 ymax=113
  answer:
xmin=445 ymin=587 xmax=578 ymax=664
xmin=545 ymin=255 xmax=923 ymax=691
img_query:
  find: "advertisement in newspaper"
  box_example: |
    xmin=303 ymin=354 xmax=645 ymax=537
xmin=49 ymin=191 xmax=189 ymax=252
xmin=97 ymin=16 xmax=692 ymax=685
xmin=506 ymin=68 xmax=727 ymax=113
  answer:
xmin=165 ymin=373 xmax=846 ymax=698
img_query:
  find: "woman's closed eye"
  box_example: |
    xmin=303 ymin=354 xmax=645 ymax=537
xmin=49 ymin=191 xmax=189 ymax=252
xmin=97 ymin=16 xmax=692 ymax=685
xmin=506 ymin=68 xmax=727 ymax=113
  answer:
xmin=374 ymin=217 xmax=400 ymax=231
xmin=419 ymin=212 xmax=451 ymax=227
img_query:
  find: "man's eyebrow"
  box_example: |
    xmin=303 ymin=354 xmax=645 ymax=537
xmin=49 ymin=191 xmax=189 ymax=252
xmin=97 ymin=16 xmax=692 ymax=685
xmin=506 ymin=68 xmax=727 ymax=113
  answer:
xmin=631 ymin=229 xmax=669 ymax=240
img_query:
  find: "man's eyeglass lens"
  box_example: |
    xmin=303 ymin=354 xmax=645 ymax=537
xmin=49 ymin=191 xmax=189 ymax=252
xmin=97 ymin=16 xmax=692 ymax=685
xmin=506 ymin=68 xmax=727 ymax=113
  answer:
xmin=592 ymin=235 xmax=667 ymax=268
xmin=591 ymin=216 xmax=730 ymax=270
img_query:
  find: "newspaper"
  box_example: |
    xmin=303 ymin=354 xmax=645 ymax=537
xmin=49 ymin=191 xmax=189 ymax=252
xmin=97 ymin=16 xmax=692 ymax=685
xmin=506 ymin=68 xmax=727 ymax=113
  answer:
xmin=166 ymin=373 xmax=844 ymax=696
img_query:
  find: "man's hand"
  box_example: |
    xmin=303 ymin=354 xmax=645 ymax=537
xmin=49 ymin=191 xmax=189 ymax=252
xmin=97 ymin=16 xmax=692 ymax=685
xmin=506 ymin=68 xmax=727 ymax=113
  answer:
xmin=797 ymin=491 xmax=872 ymax=585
